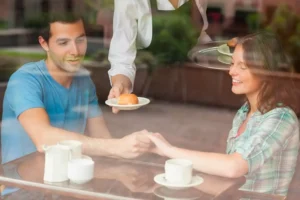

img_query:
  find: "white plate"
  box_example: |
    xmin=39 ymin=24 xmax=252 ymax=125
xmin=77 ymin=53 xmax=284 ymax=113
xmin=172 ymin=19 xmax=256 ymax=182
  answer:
xmin=105 ymin=97 xmax=150 ymax=110
xmin=218 ymin=55 xmax=231 ymax=65
xmin=217 ymin=44 xmax=233 ymax=56
xmin=154 ymin=173 xmax=203 ymax=190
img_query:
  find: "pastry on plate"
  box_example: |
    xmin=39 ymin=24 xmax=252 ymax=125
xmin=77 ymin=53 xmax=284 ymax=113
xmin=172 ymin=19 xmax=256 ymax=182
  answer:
xmin=118 ymin=94 xmax=139 ymax=105
xmin=227 ymin=37 xmax=238 ymax=53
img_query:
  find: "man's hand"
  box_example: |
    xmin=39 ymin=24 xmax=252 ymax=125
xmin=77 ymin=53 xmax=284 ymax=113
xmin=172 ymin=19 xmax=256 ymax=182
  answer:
xmin=114 ymin=130 xmax=152 ymax=159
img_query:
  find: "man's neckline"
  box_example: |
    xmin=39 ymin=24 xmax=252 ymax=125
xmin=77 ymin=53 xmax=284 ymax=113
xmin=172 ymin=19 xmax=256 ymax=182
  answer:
xmin=41 ymin=60 xmax=74 ymax=90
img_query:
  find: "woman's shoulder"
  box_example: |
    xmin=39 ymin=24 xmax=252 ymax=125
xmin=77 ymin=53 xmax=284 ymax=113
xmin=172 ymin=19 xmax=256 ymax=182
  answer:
xmin=262 ymin=107 xmax=298 ymax=125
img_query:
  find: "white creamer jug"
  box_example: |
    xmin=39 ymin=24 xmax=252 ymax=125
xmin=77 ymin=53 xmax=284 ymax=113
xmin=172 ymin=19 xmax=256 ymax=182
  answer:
xmin=43 ymin=144 xmax=71 ymax=183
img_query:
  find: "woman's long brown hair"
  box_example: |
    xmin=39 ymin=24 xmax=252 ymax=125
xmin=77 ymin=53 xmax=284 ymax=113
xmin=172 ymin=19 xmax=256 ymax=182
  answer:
xmin=238 ymin=31 xmax=299 ymax=114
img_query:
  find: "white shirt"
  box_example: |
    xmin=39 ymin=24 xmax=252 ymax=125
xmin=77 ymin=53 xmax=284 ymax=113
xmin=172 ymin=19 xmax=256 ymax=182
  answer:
xmin=108 ymin=0 xmax=210 ymax=88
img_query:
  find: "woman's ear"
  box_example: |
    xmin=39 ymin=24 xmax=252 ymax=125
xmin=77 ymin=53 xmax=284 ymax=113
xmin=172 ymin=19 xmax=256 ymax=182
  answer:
xmin=38 ymin=36 xmax=49 ymax=52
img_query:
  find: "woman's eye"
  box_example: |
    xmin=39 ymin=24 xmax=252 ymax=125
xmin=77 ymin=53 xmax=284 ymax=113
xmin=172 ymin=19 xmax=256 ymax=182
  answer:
xmin=240 ymin=65 xmax=248 ymax=70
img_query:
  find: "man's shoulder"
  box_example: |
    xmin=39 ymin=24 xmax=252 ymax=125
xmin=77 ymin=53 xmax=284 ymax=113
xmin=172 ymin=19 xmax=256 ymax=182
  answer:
xmin=11 ymin=60 xmax=43 ymax=79
xmin=8 ymin=60 xmax=44 ymax=88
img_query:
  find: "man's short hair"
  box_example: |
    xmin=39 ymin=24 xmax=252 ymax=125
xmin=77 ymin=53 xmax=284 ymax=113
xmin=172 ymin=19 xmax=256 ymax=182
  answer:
xmin=39 ymin=12 xmax=85 ymax=42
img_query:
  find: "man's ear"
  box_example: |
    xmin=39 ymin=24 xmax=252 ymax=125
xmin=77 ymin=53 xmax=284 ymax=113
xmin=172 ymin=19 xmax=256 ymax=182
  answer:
xmin=38 ymin=36 xmax=49 ymax=51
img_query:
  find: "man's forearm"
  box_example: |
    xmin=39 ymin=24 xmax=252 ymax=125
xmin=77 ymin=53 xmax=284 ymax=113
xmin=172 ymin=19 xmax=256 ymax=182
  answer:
xmin=37 ymin=126 xmax=120 ymax=157
xmin=81 ymin=136 xmax=120 ymax=157
xmin=108 ymin=0 xmax=138 ymax=93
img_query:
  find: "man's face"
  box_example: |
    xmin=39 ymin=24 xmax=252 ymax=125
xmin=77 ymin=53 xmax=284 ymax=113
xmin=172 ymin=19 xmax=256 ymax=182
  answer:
xmin=45 ymin=20 xmax=87 ymax=73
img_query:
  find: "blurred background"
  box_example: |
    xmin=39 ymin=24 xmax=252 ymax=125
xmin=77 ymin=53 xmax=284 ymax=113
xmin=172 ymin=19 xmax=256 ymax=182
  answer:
xmin=0 ymin=0 xmax=299 ymax=106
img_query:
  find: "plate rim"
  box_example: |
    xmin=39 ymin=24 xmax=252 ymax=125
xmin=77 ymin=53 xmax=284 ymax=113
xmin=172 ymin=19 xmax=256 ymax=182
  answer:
xmin=154 ymin=173 xmax=203 ymax=188
xmin=217 ymin=55 xmax=231 ymax=65
xmin=105 ymin=97 xmax=150 ymax=108
xmin=217 ymin=44 xmax=233 ymax=56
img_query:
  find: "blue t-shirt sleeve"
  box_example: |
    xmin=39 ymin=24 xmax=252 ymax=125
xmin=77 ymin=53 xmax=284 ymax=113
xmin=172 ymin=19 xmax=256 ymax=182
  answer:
xmin=87 ymin=78 xmax=102 ymax=118
xmin=6 ymin=71 xmax=44 ymax=118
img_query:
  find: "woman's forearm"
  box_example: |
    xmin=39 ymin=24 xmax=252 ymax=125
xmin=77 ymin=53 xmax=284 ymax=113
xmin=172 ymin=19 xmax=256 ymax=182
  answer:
xmin=165 ymin=147 xmax=248 ymax=178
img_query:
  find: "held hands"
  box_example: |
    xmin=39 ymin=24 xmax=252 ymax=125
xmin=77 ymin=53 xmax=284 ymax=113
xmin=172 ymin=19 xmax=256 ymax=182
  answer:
xmin=115 ymin=130 xmax=152 ymax=159
xmin=113 ymin=128 xmax=174 ymax=158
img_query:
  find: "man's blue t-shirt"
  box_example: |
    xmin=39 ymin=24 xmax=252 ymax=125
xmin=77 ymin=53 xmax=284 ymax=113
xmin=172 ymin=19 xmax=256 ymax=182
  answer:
xmin=1 ymin=60 xmax=102 ymax=164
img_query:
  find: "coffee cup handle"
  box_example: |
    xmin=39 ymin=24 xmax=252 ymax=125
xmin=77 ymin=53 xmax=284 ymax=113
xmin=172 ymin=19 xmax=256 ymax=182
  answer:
xmin=56 ymin=143 xmax=73 ymax=160
xmin=42 ymin=145 xmax=49 ymax=152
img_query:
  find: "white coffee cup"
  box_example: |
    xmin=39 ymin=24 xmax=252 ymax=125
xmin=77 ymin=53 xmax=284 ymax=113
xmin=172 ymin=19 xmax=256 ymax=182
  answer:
xmin=57 ymin=140 xmax=82 ymax=159
xmin=165 ymin=159 xmax=193 ymax=185
xmin=81 ymin=155 xmax=92 ymax=160
xmin=68 ymin=158 xmax=94 ymax=184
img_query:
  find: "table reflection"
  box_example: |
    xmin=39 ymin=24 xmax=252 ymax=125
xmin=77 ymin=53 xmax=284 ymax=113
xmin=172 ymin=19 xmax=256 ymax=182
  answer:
xmin=0 ymin=153 xmax=244 ymax=200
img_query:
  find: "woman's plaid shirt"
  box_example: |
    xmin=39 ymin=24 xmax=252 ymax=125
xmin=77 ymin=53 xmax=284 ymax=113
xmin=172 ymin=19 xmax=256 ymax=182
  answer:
xmin=227 ymin=104 xmax=299 ymax=196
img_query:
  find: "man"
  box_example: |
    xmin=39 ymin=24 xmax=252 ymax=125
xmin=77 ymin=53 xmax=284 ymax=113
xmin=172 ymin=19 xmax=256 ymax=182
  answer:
xmin=107 ymin=0 xmax=211 ymax=113
xmin=1 ymin=13 xmax=151 ymax=164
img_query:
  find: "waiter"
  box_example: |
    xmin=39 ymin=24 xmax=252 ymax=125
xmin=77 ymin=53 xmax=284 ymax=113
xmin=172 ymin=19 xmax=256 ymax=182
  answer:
xmin=108 ymin=0 xmax=211 ymax=113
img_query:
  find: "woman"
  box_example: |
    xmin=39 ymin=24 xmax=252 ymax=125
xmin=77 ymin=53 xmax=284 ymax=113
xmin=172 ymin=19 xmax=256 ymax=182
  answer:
xmin=148 ymin=31 xmax=299 ymax=196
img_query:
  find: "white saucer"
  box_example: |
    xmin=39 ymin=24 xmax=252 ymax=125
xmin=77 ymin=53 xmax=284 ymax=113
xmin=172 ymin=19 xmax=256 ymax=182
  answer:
xmin=154 ymin=174 xmax=203 ymax=190
xmin=154 ymin=186 xmax=203 ymax=200
xmin=105 ymin=97 xmax=150 ymax=110
xmin=217 ymin=44 xmax=233 ymax=56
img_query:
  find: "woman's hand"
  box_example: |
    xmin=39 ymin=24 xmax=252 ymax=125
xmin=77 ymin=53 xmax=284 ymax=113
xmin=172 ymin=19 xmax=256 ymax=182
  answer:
xmin=148 ymin=133 xmax=173 ymax=157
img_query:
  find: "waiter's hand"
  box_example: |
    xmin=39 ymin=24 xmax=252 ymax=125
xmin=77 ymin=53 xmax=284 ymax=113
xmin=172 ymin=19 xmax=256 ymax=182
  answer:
xmin=108 ymin=75 xmax=132 ymax=114
xmin=108 ymin=84 xmax=129 ymax=114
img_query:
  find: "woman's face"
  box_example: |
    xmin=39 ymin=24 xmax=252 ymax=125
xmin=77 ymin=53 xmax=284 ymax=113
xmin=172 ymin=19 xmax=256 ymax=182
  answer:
xmin=229 ymin=45 xmax=262 ymax=98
